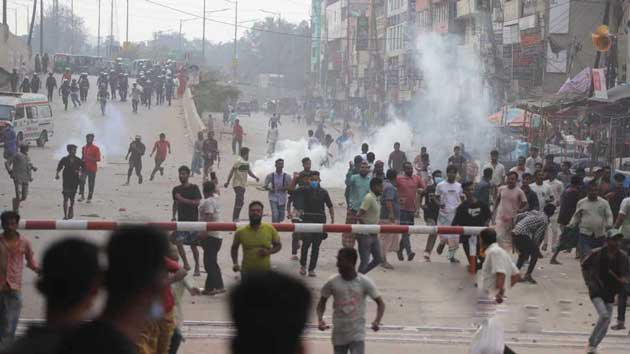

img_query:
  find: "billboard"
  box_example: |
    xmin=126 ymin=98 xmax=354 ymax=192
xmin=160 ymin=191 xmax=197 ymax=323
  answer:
xmin=311 ymin=0 xmax=322 ymax=71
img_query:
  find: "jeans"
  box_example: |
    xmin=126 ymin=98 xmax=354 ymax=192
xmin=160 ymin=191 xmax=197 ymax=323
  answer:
xmin=292 ymin=232 xmax=302 ymax=256
xmin=589 ymin=297 xmax=613 ymax=348
xmin=79 ymin=170 xmax=96 ymax=199
xmin=617 ymin=290 xmax=627 ymax=324
xmin=357 ymin=234 xmax=382 ymax=274
xmin=0 ymin=290 xmax=22 ymax=343
xmin=232 ymin=187 xmax=245 ymax=221
xmin=424 ymin=218 xmax=438 ymax=254
xmin=399 ymin=210 xmax=415 ymax=256
xmin=169 ymin=327 xmax=183 ymax=354
xmin=201 ymin=237 xmax=224 ymax=290
xmin=334 ymin=340 xmax=365 ymax=354
xmin=191 ymin=152 xmax=202 ymax=175
xmin=578 ymin=234 xmax=605 ymax=260
xmin=269 ymin=200 xmax=285 ymax=223
xmin=515 ymin=235 xmax=539 ymax=276
xmin=132 ymin=99 xmax=139 ymax=113
xmin=300 ymin=234 xmax=323 ymax=271
xmin=71 ymin=93 xmax=81 ymax=107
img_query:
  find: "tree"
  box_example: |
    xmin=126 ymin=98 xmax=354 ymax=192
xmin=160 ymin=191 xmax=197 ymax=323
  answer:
xmin=31 ymin=5 xmax=89 ymax=55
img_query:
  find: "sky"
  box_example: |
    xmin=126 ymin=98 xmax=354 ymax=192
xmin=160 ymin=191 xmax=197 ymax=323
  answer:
xmin=3 ymin=0 xmax=311 ymax=44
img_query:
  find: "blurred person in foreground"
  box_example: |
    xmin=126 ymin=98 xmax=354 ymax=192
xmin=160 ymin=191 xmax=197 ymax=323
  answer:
xmin=230 ymin=272 xmax=311 ymax=354
xmin=582 ymin=229 xmax=630 ymax=354
xmin=0 ymin=211 xmax=39 ymax=343
xmin=317 ymin=248 xmax=385 ymax=354
xmin=57 ymin=226 xmax=170 ymax=354
xmin=1 ymin=239 xmax=100 ymax=354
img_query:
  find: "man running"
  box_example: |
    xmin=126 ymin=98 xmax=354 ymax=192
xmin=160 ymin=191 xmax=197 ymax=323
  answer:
xmin=231 ymin=201 xmax=282 ymax=279
xmin=387 ymin=142 xmax=407 ymax=174
xmin=396 ymin=161 xmax=425 ymax=261
xmin=202 ymin=131 xmax=218 ymax=180
xmin=124 ymin=135 xmax=146 ymax=186
xmin=149 ymin=133 xmax=171 ymax=181
xmin=224 ymin=147 xmax=259 ymax=221
xmin=171 ymin=165 xmax=203 ymax=275
xmin=79 ymin=134 xmax=101 ymax=203
xmin=422 ymin=170 xmax=443 ymax=261
xmin=493 ymin=171 xmax=528 ymax=250
xmin=232 ymin=119 xmax=244 ymax=155
xmin=356 ymin=178 xmax=384 ymax=274
xmin=131 ymin=83 xmax=141 ymax=114
xmin=55 ymin=145 xmax=84 ymax=220
xmin=4 ymin=144 xmax=36 ymax=212
xmin=435 ymin=165 xmax=464 ymax=262
xmin=447 ymin=145 xmax=467 ymax=181
xmin=452 ymin=181 xmax=491 ymax=272
xmin=512 ymin=204 xmax=555 ymax=284
xmin=317 ymin=247 xmax=385 ymax=354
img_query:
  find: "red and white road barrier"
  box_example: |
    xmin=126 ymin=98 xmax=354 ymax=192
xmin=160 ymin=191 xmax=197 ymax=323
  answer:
xmin=17 ymin=220 xmax=488 ymax=235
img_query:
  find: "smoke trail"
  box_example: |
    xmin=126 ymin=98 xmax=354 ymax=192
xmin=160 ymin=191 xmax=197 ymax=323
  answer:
xmin=251 ymin=119 xmax=415 ymax=189
xmin=409 ymin=32 xmax=495 ymax=172
xmin=54 ymin=102 xmax=129 ymax=165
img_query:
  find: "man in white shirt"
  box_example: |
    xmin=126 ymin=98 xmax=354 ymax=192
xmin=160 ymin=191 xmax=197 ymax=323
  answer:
xmin=543 ymin=168 xmax=564 ymax=252
xmin=478 ymin=228 xmax=521 ymax=354
xmin=435 ymin=165 xmax=464 ymax=263
xmin=525 ymin=146 xmax=542 ymax=174
xmin=529 ymin=170 xmax=552 ymax=211
xmin=482 ymin=149 xmax=505 ymax=188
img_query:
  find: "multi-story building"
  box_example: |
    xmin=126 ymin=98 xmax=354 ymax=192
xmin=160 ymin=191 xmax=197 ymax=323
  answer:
xmin=385 ymin=0 xmax=417 ymax=106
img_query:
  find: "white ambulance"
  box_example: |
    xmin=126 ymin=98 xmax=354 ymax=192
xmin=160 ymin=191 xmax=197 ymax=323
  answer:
xmin=0 ymin=92 xmax=54 ymax=147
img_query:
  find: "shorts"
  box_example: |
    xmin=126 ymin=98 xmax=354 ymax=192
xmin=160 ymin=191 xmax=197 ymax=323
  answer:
xmin=172 ymin=231 xmax=199 ymax=245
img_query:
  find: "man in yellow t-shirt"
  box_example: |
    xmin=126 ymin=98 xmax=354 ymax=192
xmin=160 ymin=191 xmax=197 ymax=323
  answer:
xmin=231 ymin=201 xmax=282 ymax=277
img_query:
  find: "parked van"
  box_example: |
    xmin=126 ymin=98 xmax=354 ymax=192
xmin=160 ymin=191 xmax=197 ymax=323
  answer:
xmin=0 ymin=92 xmax=54 ymax=147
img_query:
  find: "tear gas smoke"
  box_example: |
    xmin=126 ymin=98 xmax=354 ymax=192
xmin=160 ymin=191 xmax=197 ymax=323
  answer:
xmin=409 ymin=32 xmax=495 ymax=171
xmin=54 ymin=103 xmax=130 ymax=164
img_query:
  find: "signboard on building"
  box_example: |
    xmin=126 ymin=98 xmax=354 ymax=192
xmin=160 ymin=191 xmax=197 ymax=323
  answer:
xmin=356 ymin=16 xmax=369 ymax=50
xmin=546 ymin=41 xmax=567 ymax=73
xmin=549 ymin=0 xmax=570 ymax=34
xmin=592 ymin=68 xmax=608 ymax=99
xmin=311 ymin=0 xmax=322 ymax=71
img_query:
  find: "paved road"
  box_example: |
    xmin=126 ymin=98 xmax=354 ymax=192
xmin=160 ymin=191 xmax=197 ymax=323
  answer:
xmin=2 ymin=76 xmax=630 ymax=353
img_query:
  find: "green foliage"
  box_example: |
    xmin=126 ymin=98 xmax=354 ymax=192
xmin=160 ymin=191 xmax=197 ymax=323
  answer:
xmin=191 ymin=75 xmax=241 ymax=115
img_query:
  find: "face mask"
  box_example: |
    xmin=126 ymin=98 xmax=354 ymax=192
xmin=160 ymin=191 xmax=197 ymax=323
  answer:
xmin=147 ymin=296 xmax=164 ymax=320
xmin=434 ymin=177 xmax=444 ymax=184
xmin=250 ymin=216 xmax=262 ymax=227
xmin=310 ymin=181 xmax=319 ymax=189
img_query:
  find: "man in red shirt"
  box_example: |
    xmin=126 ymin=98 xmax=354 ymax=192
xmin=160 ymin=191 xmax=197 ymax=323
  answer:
xmin=0 ymin=211 xmax=39 ymax=343
xmin=232 ymin=119 xmax=244 ymax=155
xmin=79 ymin=133 xmax=101 ymax=203
xmin=396 ymin=161 xmax=426 ymax=261
xmin=149 ymin=133 xmax=171 ymax=181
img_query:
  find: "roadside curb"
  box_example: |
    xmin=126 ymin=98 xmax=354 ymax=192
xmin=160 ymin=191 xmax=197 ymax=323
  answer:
xmin=181 ymin=86 xmax=206 ymax=147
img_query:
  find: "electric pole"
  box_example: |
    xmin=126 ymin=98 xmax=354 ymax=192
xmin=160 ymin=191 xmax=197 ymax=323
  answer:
xmin=233 ymin=0 xmax=238 ymax=82
xmin=97 ymin=0 xmax=100 ymax=56
xmin=109 ymin=0 xmax=113 ymax=57
xmin=125 ymin=0 xmax=128 ymax=43
xmin=27 ymin=0 xmax=36 ymax=49
xmin=2 ymin=0 xmax=6 ymax=26
xmin=179 ymin=19 xmax=182 ymax=54
xmin=39 ymin=0 xmax=43 ymax=54
xmin=202 ymin=0 xmax=206 ymax=60
xmin=70 ymin=0 xmax=73 ymax=53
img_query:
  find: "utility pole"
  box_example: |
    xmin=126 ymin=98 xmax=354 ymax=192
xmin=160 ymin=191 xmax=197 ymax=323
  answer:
xmin=2 ymin=0 xmax=6 ymax=26
xmin=70 ymin=0 xmax=73 ymax=53
xmin=202 ymin=0 xmax=206 ymax=60
xmin=109 ymin=0 xmax=113 ymax=57
xmin=231 ymin=0 xmax=238 ymax=82
xmin=27 ymin=0 xmax=36 ymax=49
xmin=345 ymin=4 xmax=351 ymax=116
xmin=179 ymin=19 xmax=182 ymax=54
xmin=125 ymin=0 xmax=128 ymax=43
xmin=39 ymin=0 xmax=42 ymax=53
xmin=97 ymin=0 xmax=100 ymax=56
xmin=53 ymin=0 xmax=57 ymax=50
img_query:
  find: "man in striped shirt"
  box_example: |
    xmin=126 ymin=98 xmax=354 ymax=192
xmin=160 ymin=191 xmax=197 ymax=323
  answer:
xmin=512 ymin=204 xmax=556 ymax=284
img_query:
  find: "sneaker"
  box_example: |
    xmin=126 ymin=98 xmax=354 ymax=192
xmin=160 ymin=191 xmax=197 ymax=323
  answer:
xmin=78 ymin=195 xmax=85 ymax=202
xmin=520 ymin=274 xmax=538 ymax=284
xmin=139 ymin=176 xmax=143 ymax=184
xmin=436 ymin=242 xmax=445 ymax=255
xmin=308 ymin=271 xmax=317 ymax=277
xmin=408 ymin=252 xmax=416 ymax=261
xmin=550 ymin=258 xmax=562 ymax=265
xmin=86 ymin=199 xmax=91 ymax=204
xmin=397 ymin=251 xmax=404 ymax=261
xmin=586 ymin=345 xmax=597 ymax=354
xmin=423 ymin=252 xmax=431 ymax=262
xmin=299 ymin=267 xmax=306 ymax=276
xmin=611 ymin=323 xmax=626 ymax=330
xmin=381 ymin=262 xmax=394 ymax=270
xmin=449 ymin=257 xmax=460 ymax=264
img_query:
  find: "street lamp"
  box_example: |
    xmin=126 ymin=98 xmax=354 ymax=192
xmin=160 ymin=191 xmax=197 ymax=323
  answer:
xmin=179 ymin=8 xmax=228 ymax=56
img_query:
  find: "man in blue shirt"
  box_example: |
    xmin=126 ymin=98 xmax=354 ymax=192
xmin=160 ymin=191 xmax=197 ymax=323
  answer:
xmin=2 ymin=125 xmax=17 ymax=161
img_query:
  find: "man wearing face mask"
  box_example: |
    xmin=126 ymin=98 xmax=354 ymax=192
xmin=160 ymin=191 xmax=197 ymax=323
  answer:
xmin=231 ymin=201 xmax=282 ymax=280
xmin=291 ymin=171 xmax=334 ymax=277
